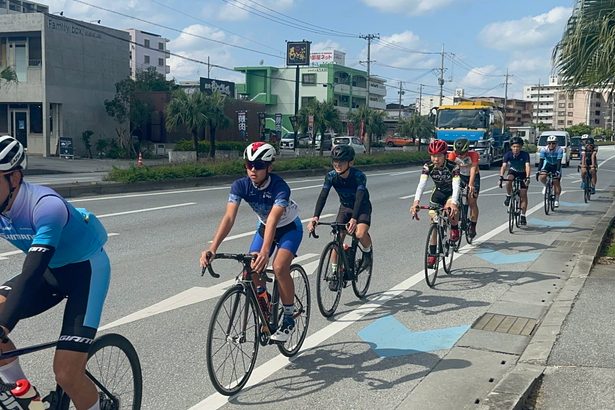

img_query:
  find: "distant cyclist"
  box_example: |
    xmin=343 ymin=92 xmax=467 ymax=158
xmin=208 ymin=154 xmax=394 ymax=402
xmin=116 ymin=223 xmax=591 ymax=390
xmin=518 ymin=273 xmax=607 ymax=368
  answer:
xmin=447 ymin=138 xmax=480 ymax=238
xmin=580 ymin=137 xmax=598 ymax=194
xmin=499 ymin=136 xmax=531 ymax=225
xmin=307 ymin=144 xmax=373 ymax=285
xmin=200 ymin=142 xmax=302 ymax=342
xmin=411 ymin=139 xmax=460 ymax=268
xmin=0 ymin=135 xmax=110 ymax=410
xmin=537 ymin=135 xmax=563 ymax=208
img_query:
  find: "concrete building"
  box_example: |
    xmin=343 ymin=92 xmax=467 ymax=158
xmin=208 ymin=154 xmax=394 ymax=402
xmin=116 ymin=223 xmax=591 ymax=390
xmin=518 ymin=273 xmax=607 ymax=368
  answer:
xmin=465 ymin=96 xmax=533 ymax=128
xmin=552 ymin=89 xmax=608 ymax=129
xmin=126 ymin=29 xmax=170 ymax=80
xmin=0 ymin=11 xmax=130 ymax=155
xmin=234 ymin=64 xmax=386 ymax=134
xmin=0 ymin=0 xmax=47 ymax=14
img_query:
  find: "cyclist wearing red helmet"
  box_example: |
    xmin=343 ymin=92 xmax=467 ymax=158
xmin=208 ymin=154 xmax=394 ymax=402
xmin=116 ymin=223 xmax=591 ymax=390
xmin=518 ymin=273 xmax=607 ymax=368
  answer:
xmin=411 ymin=139 xmax=461 ymax=268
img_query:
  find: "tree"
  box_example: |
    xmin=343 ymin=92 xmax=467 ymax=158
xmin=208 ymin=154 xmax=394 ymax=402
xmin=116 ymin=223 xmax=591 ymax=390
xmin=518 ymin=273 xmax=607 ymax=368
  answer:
xmin=348 ymin=107 xmax=387 ymax=154
xmin=204 ymin=91 xmax=231 ymax=159
xmin=552 ymin=2 xmax=615 ymax=91
xmin=135 ymin=67 xmax=176 ymax=92
xmin=104 ymin=79 xmax=135 ymax=158
xmin=165 ymin=90 xmax=208 ymax=158
xmin=0 ymin=67 xmax=17 ymax=87
xmin=298 ymin=100 xmax=341 ymax=155
xmin=566 ymin=123 xmax=592 ymax=136
xmin=400 ymin=115 xmax=435 ymax=151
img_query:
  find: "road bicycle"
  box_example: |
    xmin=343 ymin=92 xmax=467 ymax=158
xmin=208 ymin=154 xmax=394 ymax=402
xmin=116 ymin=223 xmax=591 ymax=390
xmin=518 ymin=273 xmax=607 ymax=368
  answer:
xmin=456 ymin=183 xmax=473 ymax=247
xmin=0 ymin=333 xmax=142 ymax=409
xmin=310 ymin=222 xmax=373 ymax=318
xmin=499 ymin=176 xmax=523 ymax=234
xmin=542 ymin=171 xmax=556 ymax=215
xmin=578 ymin=164 xmax=593 ymax=203
xmin=412 ymin=205 xmax=455 ymax=288
xmin=203 ymin=253 xmax=310 ymax=396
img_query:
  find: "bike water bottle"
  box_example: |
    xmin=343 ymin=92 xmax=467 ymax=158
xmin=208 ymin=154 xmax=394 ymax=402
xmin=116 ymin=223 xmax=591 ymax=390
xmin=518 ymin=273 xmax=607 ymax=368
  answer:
xmin=256 ymin=287 xmax=271 ymax=322
xmin=11 ymin=379 xmax=45 ymax=410
xmin=428 ymin=209 xmax=438 ymax=223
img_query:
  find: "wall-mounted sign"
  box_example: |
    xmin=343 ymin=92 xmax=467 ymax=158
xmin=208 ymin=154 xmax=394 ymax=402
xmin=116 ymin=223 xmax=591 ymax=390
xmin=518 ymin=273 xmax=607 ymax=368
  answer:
xmin=237 ymin=111 xmax=247 ymax=140
xmin=200 ymin=78 xmax=235 ymax=98
xmin=286 ymin=41 xmax=310 ymax=66
xmin=310 ymin=50 xmax=346 ymax=66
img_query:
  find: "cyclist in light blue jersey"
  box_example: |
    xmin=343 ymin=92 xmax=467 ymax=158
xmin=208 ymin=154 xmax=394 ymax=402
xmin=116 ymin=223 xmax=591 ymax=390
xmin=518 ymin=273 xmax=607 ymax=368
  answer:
xmin=537 ymin=135 xmax=563 ymax=207
xmin=0 ymin=136 xmax=110 ymax=410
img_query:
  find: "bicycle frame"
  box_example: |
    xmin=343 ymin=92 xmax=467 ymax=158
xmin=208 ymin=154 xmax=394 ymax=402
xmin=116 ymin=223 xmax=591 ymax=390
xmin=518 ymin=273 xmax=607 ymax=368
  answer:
xmin=311 ymin=222 xmax=359 ymax=277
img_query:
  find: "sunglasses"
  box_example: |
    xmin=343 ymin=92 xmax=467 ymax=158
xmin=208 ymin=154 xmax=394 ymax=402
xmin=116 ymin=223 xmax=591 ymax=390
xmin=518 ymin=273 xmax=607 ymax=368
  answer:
xmin=548 ymin=142 xmax=557 ymax=145
xmin=245 ymin=160 xmax=269 ymax=170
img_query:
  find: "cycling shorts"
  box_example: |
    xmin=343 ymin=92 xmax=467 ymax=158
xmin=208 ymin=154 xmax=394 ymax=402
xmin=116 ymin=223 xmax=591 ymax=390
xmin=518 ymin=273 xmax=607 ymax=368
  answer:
xmin=460 ymin=174 xmax=480 ymax=196
xmin=335 ymin=203 xmax=372 ymax=226
xmin=0 ymin=248 xmax=110 ymax=353
xmin=251 ymin=217 xmax=303 ymax=256
xmin=429 ymin=189 xmax=453 ymax=209
xmin=507 ymin=171 xmax=528 ymax=189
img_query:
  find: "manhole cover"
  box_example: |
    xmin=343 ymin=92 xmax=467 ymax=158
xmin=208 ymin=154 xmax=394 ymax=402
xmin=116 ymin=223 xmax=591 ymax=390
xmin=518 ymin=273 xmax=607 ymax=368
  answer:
xmin=472 ymin=313 xmax=537 ymax=336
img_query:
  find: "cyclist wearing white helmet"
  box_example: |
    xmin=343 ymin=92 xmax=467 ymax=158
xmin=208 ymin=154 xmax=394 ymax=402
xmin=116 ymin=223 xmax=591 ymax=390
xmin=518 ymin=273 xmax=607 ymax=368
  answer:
xmin=537 ymin=134 xmax=563 ymax=207
xmin=0 ymin=136 xmax=111 ymax=409
xmin=200 ymin=142 xmax=302 ymax=342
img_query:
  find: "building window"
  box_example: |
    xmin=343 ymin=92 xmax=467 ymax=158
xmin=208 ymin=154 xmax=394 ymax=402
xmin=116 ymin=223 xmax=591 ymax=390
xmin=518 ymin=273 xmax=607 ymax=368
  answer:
xmin=8 ymin=0 xmax=20 ymax=11
xmin=558 ymin=111 xmax=565 ymax=116
xmin=301 ymin=96 xmax=315 ymax=106
xmin=568 ymin=112 xmax=573 ymax=117
xmin=158 ymin=42 xmax=164 ymax=50
xmin=29 ymin=104 xmax=42 ymax=134
xmin=144 ymin=55 xmax=150 ymax=64
xmin=28 ymin=36 xmax=41 ymax=66
xmin=595 ymin=110 xmax=601 ymax=116
xmin=558 ymin=120 xmax=565 ymax=125
xmin=302 ymin=73 xmax=317 ymax=85
xmin=567 ymin=120 xmax=573 ymax=125
xmin=558 ymin=103 xmax=565 ymax=108
xmin=144 ymin=39 xmax=150 ymax=48
xmin=595 ymin=119 xmax=600 ymax=124
xmin=596 ymin=102 xmax=601 ymax=107
xmin=158 ymin=58 xmax=164 ymax=66
xmin=568 ymin=103 xmax=573 ymax=108
xmin=559 ymin=94 xmax=565 ymax=100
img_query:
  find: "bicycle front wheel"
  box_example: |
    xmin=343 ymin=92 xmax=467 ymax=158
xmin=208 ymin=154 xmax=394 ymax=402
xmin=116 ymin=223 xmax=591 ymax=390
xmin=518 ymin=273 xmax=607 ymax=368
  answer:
xmin=443 ymin=224 xmax=454 ymax=275
xmin=508 ymin=197 xmax=515 ymax=233
xmin=207 ymin=285 xmax=259 ymax=396
xmin=424 ymin=223 xmax=440 ymax=288
xmin=352 ymin=246 xmax=373 ymax=299
xmin=514 ymin=196 xmax=521 ymax=228
xmin=278 ymin=264 xmax=311 ymax=357
xmin=316 ymin=242 xmax=343 ymax=318
xmin=544 ymin=184 xmax=551 ymax=215
xmin=59 ymin=333 xmax=143 ymax=410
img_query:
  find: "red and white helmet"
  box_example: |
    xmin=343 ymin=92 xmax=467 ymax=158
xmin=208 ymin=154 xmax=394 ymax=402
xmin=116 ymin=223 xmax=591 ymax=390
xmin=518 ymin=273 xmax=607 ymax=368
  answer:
xmin=244 ymin=142 xmax=276 ymax=162
xmin=428 ymin=139 xmax=448 ymax=155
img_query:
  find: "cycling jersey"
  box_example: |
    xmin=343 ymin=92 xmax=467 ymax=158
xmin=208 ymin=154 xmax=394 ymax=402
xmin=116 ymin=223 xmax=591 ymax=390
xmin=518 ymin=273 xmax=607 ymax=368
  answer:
xmin=414 ymin=160 xmax=461 ymax=205
xmin=228 ymin=174 xmax=300 ymax=227
xmin=582 ymin=146 xmax=597 ymax=167
xmin=447 ymin=151 xmax=480 ymax=177
xmin=539 ymin=146 xmax=563 ymax=170
xmin=313 ymin=168 xmax=371 ymax=220
xmin=502 ymin=151 xmax=530 ymax=173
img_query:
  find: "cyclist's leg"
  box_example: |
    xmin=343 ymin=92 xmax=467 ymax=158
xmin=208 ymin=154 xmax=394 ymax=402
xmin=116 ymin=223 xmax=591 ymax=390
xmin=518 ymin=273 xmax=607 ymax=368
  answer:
xmin=591 ymin=166 xmax=597 ymax=187
xmin=469 ymin=175 xmax=480 ymax=223
xmin=505 ymin=173 xmax=514 ymax=196
xmin=519 ymin=177 xmax=529 ymax=214
xmin=553 ymin=168 xmax=562 ymax=198
xmin=53 ymin=249 xmax=111 ymax=409
xmin=429 ymin=190 xmax=447 ymax=249
xmin=355 ymin=203 xmax=372 ymax=250
xmin=271 ymin=218 xmax=302 ymax=307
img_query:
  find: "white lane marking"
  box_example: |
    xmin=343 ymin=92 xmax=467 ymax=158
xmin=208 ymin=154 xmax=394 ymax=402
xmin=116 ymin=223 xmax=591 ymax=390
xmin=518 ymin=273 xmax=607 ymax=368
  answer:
xmin=70 ymin=187 xmax=229 ymax=203
xmin=98 ymin=254 xmax=320 ymax=331
xmin=0 ymin=250 xmax=22 ymax=260
xmin=213 ymin=214 xmax=335 ymax=244
xmin=108 ymin=233 xmax=120 ymax=237
xmin=399 ymin=194 xmax=415 ymax=200
xmin=97 ymin=203 xmax=196 ymax=218
xmin=189 ymin=195 xmax=553 ymax=409
xmin=389 ymin=170 xmax=420 ymax=176
xmin=398 ymin=171 xmax=501 ymax=200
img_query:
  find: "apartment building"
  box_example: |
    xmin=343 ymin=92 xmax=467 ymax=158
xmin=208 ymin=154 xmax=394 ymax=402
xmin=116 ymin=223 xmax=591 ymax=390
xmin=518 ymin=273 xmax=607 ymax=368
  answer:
xmin=126 ymin=29 xmax=170 ymax=80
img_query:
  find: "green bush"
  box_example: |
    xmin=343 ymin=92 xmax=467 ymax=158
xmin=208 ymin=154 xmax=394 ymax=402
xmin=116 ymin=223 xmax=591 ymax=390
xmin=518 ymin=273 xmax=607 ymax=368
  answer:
xmin=174 ymin=139 xmax=248 ymax=153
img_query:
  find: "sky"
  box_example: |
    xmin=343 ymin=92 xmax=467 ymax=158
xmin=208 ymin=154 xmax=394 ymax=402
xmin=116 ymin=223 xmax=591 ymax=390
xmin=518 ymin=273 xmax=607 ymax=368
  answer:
xmin=39 ymin=0 xmax=577 ymax=105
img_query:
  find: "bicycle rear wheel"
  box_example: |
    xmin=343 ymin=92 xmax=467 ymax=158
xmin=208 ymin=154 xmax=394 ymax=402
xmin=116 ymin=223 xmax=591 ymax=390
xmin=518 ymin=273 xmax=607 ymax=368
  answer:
xmin=424 ymin=224 xmax=440 ymax=288
xmin=316 ymin=242 xmax=343 ymax=318
xmin=352 ymin=247 xmax=373 ymax=298
xmin=59 ymin=333 xmax=143 ymax=410
xmin=544 ymin=183 xmax=551 ymax=215
xmin=206 ymin=285 xmax=259 ymax=396
xmin=278 ymin=264 xmax=311 ymax=357
xmin=443 ymin=224 xmax=454 ymax=274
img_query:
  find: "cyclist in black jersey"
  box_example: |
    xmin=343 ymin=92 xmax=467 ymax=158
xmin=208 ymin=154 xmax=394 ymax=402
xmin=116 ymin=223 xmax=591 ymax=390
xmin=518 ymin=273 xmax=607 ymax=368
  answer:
xmin=411 ymin=139 xmax=460 ymax=268
xmin=580 ymin=137 xmax=597 ymax=194
xmin=308 ymin=145 xmax=373 ymax=272
xmin=499 ymin=136 xmax=531 ymax=225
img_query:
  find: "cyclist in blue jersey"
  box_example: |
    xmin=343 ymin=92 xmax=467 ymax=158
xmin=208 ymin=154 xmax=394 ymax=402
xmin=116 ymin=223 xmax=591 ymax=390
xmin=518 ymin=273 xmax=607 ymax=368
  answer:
xmin=537 ymin=135 xmax=563 ymax=208
xmin=0 ymin=136 xmax=110 ymax=410
xmin=499 ymin=137 xmax=531 ymax=225
xmin=307 ymin=145 xmax=373 ymax=284
xmin=200 ymin=142 xmax=302 ymax=342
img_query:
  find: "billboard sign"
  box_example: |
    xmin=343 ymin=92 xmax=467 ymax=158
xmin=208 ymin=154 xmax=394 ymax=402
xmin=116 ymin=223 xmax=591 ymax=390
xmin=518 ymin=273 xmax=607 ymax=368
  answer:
xmin=286 ymin=41 xmax=310 ymax=66
xmin=310 ymin=50 xmax=346 ymax=66
xmin=200 ymin=78 xmax=235 ymax=98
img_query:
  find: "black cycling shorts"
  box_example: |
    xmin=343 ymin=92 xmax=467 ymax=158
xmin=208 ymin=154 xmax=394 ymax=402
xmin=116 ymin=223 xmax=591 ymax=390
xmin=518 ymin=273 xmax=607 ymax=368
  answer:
xmin=460 ymin=174 xmax=480 ymax=196
xmin=336 ymin=202 xmax=372 ymax=226
xmin=507 ymin=171 xmax=528 ymax=189
xmin=429 ymin=189 xmax=453 ymax=208
xmin=540 ymin=164 xmax=561 ymax=178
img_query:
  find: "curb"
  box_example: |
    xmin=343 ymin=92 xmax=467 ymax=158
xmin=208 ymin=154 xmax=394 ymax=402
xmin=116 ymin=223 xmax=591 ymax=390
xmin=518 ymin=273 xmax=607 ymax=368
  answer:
xmin=49 ymin=162 xmax=419 ymax=198
xmin=481 ymin=191 xmax=615 ymax=410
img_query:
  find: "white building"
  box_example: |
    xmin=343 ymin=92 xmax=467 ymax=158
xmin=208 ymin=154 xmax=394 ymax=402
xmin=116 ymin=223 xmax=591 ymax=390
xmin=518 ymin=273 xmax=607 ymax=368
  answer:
xmin=126 ymin=29 xmax=170 ymax=79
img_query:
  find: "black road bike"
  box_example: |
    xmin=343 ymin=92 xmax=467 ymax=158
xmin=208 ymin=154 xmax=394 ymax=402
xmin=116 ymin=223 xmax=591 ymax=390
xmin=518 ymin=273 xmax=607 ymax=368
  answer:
xmin=204 ymin=253 xmax=310 ymax=396
xmin=542 ymin=171 xmax=556 ymax=215
xmin=413 ymin=206 xmax=455 ymax=288
xmin=578 ymin=164 xmax=593 ymax=203
xmin=456 ymin=183 xmax=474 ymax=248
xmin=0 ymin=333 xmax=142 ymax=410
xmin=500 ymin=177 xmax=523 ymax=234
xmin=311 ymin=222 xmax=373 ymax=318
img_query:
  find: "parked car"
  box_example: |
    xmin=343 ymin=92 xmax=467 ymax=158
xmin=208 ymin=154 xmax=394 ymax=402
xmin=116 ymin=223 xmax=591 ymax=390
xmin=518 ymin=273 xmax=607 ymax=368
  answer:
xmin=570 ymin=136 xmax=582 ymax=160
xmin=314 ymin=134 xmax=333 ymax=151
xmin=332 ymin=136 xmax=366 ymax=155
xmin=384 ymin=136 xmax=413 ymax=147
xmin=280 ymin=133 xmax=309 ymax=150
xmin=534 ymin=130 xmax=571 ymax=167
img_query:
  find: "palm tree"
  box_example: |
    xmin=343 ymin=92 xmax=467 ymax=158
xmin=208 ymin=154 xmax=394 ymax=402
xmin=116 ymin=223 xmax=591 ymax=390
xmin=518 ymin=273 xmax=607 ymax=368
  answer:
xmin=165 ymin=90 xmax=209 ymax=159
xmin=400 ymin=115 xmax=434 ymax=151
xmin=298 ymin=100 xmax=341 ymax=155
xmin=348 ymin=106 xmax=386 ymax=154
xmin=552 ymin=2 xmax=615 ymax=91
xmin=204 ymin=91 xmax=231 ymax=159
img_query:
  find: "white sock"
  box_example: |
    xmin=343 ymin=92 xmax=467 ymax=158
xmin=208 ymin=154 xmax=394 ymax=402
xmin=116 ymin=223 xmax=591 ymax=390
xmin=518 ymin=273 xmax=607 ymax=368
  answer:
xmin=0 ymin=359 xmax=27 ymax=383
xmin=88 ymin=399 xmax=101 ymax=410
xmin=358 ymin=243 xmax=372 ymax=253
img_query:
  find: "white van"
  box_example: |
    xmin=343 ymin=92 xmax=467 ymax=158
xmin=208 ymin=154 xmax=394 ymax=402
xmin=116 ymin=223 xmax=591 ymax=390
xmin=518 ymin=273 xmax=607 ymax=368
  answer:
xmin=534 ymin=130 xmax=571 ymax=168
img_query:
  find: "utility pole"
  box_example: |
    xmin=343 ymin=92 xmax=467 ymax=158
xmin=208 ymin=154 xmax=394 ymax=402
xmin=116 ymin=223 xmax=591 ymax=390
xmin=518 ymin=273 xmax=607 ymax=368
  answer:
xmin=207 ymin=56 xmax=211 ymax=78
xmin=438 ymin=44 xmax=446 ymax=106
xmin=359 ymin=33 xmax=380 ymax=153
xmin=398 ymin=81 xmax=404 ymax=120
xmin=535 ymin=79 xmax=541 ymax=143
xmin=503 ymin=68 xmax=510 ymax=132
xmin=418 ymin=84 xmax=423 ymax=116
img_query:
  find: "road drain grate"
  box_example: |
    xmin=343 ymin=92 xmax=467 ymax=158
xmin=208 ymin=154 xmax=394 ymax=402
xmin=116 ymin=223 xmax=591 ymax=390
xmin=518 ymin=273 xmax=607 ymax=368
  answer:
xmin=472 ymin=313 xmax=537 ymax=336
xmin=552 ymin=240 xmax=586 ymax=249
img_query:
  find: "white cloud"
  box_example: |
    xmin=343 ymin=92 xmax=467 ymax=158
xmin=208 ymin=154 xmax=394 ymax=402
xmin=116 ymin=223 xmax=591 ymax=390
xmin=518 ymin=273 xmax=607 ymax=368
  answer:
xmin=368 ymin=31 xmax=436 ymax=70
xmin=480 ymin=6 xmax=572 ymax=51
xmin=458 ymin=65 xmax=498 ymax=89
xmin=215 ymin=0 xmax=295 ymax=21
xmin=362 ymin=0 xmax=454 ymax=16
xmin=311 ymin=40 xmax=343 ymax=52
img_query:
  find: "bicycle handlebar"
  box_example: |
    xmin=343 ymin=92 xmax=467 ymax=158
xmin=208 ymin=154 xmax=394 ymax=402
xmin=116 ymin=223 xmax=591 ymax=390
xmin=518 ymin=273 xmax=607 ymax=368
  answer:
xmin=309 ymin=221 xmax=348 ymax=239
xmin=201 ymin=252 xmax=256 ymax=279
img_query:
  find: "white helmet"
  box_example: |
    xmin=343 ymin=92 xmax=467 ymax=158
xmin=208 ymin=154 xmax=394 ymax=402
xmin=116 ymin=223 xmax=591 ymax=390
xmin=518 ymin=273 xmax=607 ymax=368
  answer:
xmin=243 ymin=142 xmax=276 ymax=162
xmin=546 ymin=135 xmax=558 ymax=143
xmin=581 ymin=134 xmax=589 ymax=140
xmin=0 ymin=135 xmax=26 ymax=172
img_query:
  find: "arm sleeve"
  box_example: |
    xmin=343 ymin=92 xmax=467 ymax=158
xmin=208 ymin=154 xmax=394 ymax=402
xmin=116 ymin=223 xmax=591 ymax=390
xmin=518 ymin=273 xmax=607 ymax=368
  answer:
xmin=313 ymin=175 xmax=332 ymax=217
xmin=414 ymin=173 xmax=429 ymax=200
xmin=0 ymin=245 xmax=55 ymax=330
xmin=451 ymin=167 xmax=461 ymax=205
xmin=352 ymin=190 xmax=366 ymax=219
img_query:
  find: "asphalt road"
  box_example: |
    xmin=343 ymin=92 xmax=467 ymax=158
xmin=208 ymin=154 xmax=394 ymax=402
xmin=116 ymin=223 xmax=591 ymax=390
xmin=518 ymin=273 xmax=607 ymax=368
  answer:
xmin=1 ymin=146 xmax=614 ymax=409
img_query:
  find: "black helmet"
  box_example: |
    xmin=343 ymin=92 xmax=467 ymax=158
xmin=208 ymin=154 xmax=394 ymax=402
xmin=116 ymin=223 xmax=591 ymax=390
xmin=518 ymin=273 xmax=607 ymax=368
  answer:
xmin=510 ymin=136 xmax=524 ymax=146
xmin=453 ymin=138 xmax=470 ymax=154
xmin=331 ymin=144 xmax=355 ymax=161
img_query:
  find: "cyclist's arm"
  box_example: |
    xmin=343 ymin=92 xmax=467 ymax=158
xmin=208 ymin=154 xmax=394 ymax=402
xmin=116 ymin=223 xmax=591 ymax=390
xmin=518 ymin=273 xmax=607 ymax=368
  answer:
xmin=351 ymin=172 xmax=368 ymax=219
xmin=469 ymin=153 xmax=479 ymax=186
xmin=556 ymin=149 xmax=563 ymax=172
xmin=313 ymin=188 xmax=330 ymax=219
xmin=499 ymin=160 xmax=508 ymax=178
xmin=524 ymin=157 xmax=531 ymax=178
xmin=580 ymin=150 xmax=586 ymax=165
xmin=451 ymin=175 xmax=461 ymax=205
xmin=413 ymin=172 xmax=429 ymax=203
xmin=209 ymin=201 xmax=240 ymax=253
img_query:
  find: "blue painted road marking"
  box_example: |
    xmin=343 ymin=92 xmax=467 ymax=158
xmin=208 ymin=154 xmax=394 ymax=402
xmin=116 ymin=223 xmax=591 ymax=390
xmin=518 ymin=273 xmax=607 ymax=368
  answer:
xmin=474 ymin=249 xmax=541 ymax=265
xmin=358 ymin=316 xmax=470 ymax=358
xmin=558 ymin=201 xmax=589 ymax=207
xmin=529 ymin=218 xmax=572 ymax=228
